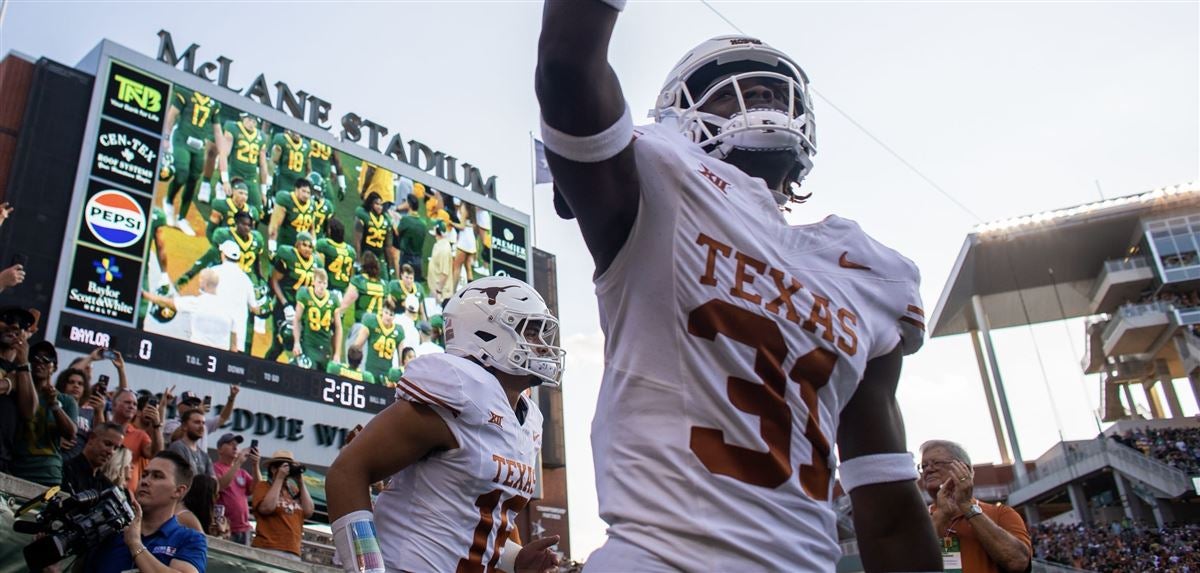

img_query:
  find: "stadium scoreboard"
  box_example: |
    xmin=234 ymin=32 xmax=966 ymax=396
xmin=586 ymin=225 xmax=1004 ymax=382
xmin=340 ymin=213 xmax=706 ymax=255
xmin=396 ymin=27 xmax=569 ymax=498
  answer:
xmin=49 ymin=41 xmax=532 ymax=416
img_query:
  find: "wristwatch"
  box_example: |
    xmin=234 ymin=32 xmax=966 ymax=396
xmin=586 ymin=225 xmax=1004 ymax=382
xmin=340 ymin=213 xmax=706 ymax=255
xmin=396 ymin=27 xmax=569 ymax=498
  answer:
xmin=964 ymin=503 xmax=984 ymax=520
xmin=10 ymin=363 xmax=30 ymax=373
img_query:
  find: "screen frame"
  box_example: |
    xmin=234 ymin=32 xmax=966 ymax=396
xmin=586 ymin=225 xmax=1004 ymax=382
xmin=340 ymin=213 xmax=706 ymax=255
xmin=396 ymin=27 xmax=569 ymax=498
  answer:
xmin=47 ymin=40 xmax=532 ymax=412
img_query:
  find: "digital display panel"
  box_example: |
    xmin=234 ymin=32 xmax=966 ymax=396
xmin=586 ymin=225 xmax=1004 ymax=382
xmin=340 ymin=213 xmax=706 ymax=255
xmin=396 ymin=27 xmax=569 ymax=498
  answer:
xmin=53 ymin=56 xmax=530 ymax=414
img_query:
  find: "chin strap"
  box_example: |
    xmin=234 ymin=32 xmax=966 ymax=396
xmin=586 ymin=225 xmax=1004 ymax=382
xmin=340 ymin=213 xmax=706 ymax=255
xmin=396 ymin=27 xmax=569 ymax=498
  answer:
xmin=332 ymin=510 xmax=385 ymax=573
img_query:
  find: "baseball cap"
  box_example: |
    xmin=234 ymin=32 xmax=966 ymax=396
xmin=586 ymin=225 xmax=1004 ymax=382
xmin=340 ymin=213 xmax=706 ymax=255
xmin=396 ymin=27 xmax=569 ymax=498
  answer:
xmin=219 ymin=240 xmax=242 ymax=260
xmin=0 ymin=306 xmax=35 ymax=330
xmin=429 ymin=315 xmax=444 ymax=330
xmin=30 ymin=341 xmax=57 ymax=364
xmin=416 ymin=321 xmax=432 ymax=335
xmin=179 ymin=391 xmax=202 ymax=405
xmin=217 ymin=433 xmax=244 ymax=447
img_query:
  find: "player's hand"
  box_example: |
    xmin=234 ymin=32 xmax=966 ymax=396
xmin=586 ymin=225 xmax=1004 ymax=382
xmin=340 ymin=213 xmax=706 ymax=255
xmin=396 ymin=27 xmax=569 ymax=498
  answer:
xmin=284 ymin=305 xmax=296 ymax=323
xmin=0 ymin=264 xmax=25 ymax=290
xmin=292 ymin=343 xmax=302 ymax=356
xmin=515 ymin=535 xmax=561 ymax=573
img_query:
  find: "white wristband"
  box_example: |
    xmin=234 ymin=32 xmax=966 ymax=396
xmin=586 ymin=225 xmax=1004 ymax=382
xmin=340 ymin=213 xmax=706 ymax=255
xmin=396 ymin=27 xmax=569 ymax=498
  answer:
xmin=596 ymin=0 xmax=627 ymax=10
xmin=540 ymin=103 xmax=633 ymax=163
xmin=331 ymin=510 xmax=385 ymax=573
xmin=838 ymin=452 xmax=918 ymax=493
xmin=497 ymin=538 xmax=522 ymax=573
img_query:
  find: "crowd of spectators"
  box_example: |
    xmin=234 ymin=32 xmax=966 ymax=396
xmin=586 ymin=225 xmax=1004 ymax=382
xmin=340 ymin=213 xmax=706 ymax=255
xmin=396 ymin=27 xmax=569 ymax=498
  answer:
xmin=1110 ymin=426 xmax=1200 ymax=475
xmin=1032 ymin=522 xmax=1200 ymax=572
xmin=0 ymin=299 xmax=323 ymax=570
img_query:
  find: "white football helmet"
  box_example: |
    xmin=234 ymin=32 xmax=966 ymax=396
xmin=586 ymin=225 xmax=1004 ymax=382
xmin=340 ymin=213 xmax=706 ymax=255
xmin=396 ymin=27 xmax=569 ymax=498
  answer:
xmin=444 ymin=276 xmax=565 ymax=386
xmin=653 ymin=35 xmax=817 ymax=204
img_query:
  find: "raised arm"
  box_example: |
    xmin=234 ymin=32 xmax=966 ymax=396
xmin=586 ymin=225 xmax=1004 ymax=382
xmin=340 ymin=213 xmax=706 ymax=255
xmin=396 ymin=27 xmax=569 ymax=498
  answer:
xmin=837 ymin=346 xmax=941 ymax=572
xmin=534 ymin=0 xmax=640 ymax=275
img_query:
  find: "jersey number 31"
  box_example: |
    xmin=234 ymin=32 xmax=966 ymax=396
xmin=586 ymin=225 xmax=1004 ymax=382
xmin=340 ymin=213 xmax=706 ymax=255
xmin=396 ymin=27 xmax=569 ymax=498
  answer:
xmin=688 ymin=299 xmax=837 ymax=500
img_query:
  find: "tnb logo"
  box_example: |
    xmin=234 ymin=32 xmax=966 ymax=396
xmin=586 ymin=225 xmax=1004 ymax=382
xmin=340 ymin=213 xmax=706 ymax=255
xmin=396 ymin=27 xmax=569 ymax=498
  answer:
xmin=85 ymin=190 xmax=146 ymax=248
xmin=113 ymin=74 xmax=162 ymax=113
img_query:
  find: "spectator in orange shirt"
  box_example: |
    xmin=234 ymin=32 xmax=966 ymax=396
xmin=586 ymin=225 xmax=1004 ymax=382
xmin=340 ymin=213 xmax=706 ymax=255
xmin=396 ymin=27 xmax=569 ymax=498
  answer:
xmin=251 ymin=450 xmax=314 ymax=561
xmin=110 ymin=389 xmax=163 ymax=493
xmin=921 ymin=440 xmax=1031 ymax=573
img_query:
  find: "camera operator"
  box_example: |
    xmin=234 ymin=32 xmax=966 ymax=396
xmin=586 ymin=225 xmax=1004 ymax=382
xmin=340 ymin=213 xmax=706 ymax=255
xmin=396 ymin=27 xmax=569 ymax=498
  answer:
xmin=0 ymin=305 xmax=37 ymax=473
xmin=85 ymin=450 xmax=207 ymax=573
xmin=251 ymin=450 xmax=313 ymax=561
xmin=62 ymin=422 xmax=126 ymax=495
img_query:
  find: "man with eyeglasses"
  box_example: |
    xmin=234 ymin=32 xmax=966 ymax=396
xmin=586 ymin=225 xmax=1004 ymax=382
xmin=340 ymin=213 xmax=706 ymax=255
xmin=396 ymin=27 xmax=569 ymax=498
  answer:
xmin=920 ymin=440 xmax=1031 ymax=573
xmin=0 ymin=306 xmax=37 ymax=474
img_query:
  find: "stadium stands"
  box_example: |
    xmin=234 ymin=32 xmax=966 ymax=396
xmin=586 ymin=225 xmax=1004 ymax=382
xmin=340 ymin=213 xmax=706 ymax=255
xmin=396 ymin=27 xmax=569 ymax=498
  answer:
xmin=1033 ymin=522 xmax=1200 ymax=572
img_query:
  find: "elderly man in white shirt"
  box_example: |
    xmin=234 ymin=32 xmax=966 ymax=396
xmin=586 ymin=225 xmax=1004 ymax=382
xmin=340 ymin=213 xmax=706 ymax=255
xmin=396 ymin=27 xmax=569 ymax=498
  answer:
xmin=142 ymin=268 xmax=238 ymax=351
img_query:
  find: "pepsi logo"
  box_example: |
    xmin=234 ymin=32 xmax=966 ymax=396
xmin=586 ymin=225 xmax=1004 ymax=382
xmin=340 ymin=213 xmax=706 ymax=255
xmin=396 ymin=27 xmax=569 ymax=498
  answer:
xmin=85 ymin=190 xmax=145 ymax=248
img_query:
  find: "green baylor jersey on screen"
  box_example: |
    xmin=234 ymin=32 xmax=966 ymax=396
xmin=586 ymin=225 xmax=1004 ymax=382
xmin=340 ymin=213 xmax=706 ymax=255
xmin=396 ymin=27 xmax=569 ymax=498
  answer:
xmin=296 ymin=286 xmax=340 ymax=352
xmin=312 ymin=197 xmax=335 ymax=238
xmin=349 ymin=274 xmax=388 ymax=320
xmin=171 ymin=87 xmax=222 ymax=142
xmin=208 ymin=198 xmax=261 ymax=239
xmin=274 ymin=190 xmax=317 ymax=247
xmin=309 ymin=139 xmax=334 ymax=180
xmin=223 ymin=120 xmax=266 ymax=181
xmin=360 ymin=312 xmax=403 ymax=378
xmin=272 ymin=132 xmax=309 ymax=193
xmin=325 ymin=361 xmax=375 ymax=384
xmin=273 ymin=245 xmax=322 ymax=305
xmin=354 ymin=206 xmax=392 ymax=253
xmin=212 ymin=227 xmax=267 ymax=280
xmin=316 ymin=239 xmax=356 ymax=292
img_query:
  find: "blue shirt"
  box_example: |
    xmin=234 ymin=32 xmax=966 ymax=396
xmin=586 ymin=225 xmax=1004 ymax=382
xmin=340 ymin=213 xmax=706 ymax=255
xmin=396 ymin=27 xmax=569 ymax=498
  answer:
xmin=87 ymin=515 xmax=207 ymax=573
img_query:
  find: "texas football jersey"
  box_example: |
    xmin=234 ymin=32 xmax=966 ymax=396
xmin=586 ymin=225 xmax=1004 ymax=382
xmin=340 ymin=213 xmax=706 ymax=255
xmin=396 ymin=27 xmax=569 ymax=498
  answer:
xmin=376 ymin=353 xmax=542 ymax=572
xmin=585 ymin=123 xmax=925 ymax=572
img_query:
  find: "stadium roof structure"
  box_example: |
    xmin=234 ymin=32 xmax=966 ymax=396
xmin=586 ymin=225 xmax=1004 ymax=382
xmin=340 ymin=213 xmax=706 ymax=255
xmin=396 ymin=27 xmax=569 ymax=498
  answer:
xmin=930 ymin=182 xmax=1200 ymax=338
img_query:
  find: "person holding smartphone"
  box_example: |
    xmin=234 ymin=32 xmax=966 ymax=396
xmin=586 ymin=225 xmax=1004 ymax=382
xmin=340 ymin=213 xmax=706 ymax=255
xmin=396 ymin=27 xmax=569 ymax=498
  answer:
xmin=165 ymin=386 xmax=240 ymax=450
xmin=214 ymin=433 xmax=259 ymax=545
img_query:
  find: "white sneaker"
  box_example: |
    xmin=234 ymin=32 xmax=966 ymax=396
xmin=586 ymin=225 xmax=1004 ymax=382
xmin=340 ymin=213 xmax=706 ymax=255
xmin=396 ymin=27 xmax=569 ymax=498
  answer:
xmin=197 ymin=181 xmax=212 ymax=204
xmin=163 ymin=202 xmax=176 ymax=226
xmin=215 ymin=182 xmax=227 ymax=201
xmin=175 ymin=218 xmax=196 ymax=237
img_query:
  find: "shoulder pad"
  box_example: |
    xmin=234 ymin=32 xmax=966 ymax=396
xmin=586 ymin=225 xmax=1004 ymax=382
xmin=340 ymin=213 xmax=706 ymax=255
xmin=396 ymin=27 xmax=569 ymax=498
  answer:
xmin=396 ymin=354 xmax=491 ymax=424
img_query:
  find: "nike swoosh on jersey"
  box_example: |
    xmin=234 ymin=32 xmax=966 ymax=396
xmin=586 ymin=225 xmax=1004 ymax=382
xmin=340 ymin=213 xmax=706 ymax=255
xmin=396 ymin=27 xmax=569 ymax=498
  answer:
xmin=838 ymin=251 xmax=872 ymax=271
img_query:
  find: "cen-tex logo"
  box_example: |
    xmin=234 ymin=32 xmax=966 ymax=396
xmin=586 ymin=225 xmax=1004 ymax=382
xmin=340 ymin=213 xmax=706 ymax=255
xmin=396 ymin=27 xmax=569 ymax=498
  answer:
xmin=85 ymin=189 xmax=146 ymax=248
xmin=113 ymin=73 xmax=163 ymax=113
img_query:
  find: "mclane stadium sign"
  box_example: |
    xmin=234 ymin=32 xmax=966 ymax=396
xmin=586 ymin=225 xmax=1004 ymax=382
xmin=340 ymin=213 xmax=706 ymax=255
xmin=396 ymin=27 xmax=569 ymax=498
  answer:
xmin=155 ymin=30 xmax=498 ymax=199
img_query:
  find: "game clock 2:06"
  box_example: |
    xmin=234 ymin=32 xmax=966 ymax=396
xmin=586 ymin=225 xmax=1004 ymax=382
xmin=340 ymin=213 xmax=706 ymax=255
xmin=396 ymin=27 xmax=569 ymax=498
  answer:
xmin=323 ymin=378 xmax=367 ymax=408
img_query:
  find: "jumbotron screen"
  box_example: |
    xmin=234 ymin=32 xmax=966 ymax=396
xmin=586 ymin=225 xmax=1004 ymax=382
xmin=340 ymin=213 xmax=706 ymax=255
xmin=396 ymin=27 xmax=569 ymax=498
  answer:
xmin=52 ymin=56 xmax=530 ymax=414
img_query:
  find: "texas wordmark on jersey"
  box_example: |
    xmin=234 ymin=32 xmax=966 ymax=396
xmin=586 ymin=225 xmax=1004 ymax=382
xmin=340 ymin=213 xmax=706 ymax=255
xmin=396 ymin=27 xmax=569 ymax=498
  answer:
xmin=587 ymin=123 xmax=924 ymax=572
xmin=377 ymin=353 xmax=543 ymax=572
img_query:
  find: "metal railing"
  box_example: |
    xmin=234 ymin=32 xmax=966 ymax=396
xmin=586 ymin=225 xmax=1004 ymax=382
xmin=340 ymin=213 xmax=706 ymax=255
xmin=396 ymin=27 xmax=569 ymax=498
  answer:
xmin=1090 ymin=257 xmax=1152 ymax=301
xmin=1012 ymin=438 xmax=1194 ymax=497
xmin=1101 ymin=301 xmax=1175 ymax=341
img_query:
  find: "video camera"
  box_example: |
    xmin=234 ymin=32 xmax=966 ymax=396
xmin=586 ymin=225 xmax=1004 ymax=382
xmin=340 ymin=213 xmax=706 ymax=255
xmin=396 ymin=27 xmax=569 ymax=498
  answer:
xmin=12 ymin=485 xmax=135 ymax=571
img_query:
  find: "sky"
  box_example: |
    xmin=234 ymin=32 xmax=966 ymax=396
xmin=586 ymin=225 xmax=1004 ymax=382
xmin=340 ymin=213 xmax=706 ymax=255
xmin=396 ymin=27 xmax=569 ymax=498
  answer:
xmin=3 ymin=0 xmax=1198 ymax=561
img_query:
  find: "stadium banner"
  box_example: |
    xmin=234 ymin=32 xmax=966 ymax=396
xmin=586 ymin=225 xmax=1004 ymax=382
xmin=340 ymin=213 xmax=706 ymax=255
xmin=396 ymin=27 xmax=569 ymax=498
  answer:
xmin=48 ymin=40 xmax=532 ymax=441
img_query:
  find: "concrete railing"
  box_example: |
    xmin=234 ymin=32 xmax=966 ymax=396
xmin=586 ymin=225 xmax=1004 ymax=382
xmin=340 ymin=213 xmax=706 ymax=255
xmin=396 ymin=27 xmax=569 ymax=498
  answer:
xmin=0 ymin=472 xmax=337 ymax=572
xmin=1008 ymin=439 xmax=1194 ymax=506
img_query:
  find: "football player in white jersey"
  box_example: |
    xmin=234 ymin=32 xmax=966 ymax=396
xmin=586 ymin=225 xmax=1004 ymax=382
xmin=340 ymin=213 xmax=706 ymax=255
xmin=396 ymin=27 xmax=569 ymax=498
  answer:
xmin=326 ymin=276 xmax=564 ymax=573
xmin=536 ymin=2 xmax=941 ymax=572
